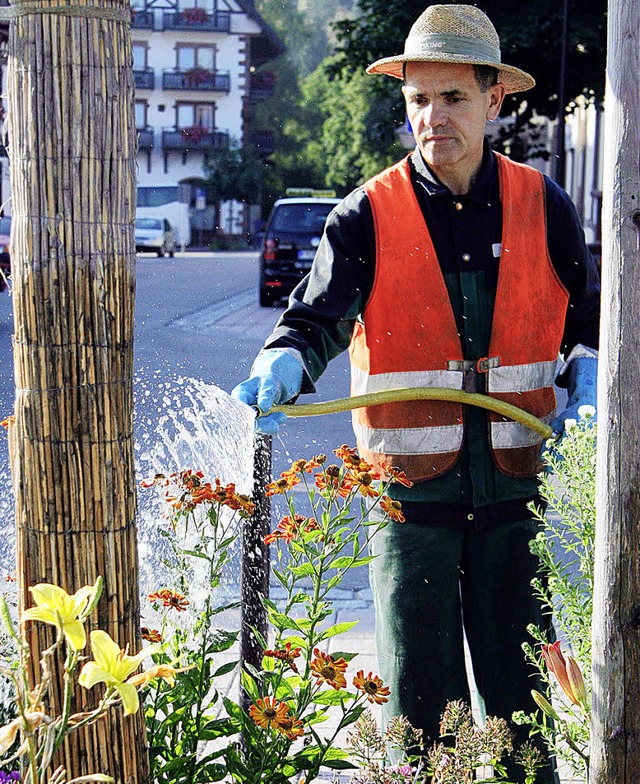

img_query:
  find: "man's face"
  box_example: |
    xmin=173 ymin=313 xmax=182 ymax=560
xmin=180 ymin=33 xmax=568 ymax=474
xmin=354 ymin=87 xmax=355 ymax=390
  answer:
xmin=402 ymin=62 xmax=505 ymax=187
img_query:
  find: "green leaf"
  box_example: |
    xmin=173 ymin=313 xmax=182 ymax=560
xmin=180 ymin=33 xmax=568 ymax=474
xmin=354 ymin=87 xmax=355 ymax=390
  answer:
xmin=213 ymin=659 xmax=238 ymax=678
xmin=322 ymin=759 xmax=358 ymax=770
xmin=318 ymin=620 xmax=359 ymax=640
xmin=240 ymin=670 xmax=261 ymax=702
xmin=312 ymin=688 xmax=354 ymax=706
xmin=327 ymin=555 xmax=354 ymax=569
xmin=289 ymin=562 xmax=316 ymax=578
xmin=267 ymin=607 xmax=302 ymax=632
xmin=199 ymin=717 xmax=241 ymax=740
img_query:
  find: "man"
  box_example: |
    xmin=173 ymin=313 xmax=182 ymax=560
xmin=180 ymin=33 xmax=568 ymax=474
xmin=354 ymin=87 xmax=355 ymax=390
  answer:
xmin=233 ymin=5 xmax=599 ymax=780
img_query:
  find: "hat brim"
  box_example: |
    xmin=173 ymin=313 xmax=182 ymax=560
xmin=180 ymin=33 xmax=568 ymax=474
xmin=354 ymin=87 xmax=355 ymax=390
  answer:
xmin=367 ymin=54 xmax=535 ymax=94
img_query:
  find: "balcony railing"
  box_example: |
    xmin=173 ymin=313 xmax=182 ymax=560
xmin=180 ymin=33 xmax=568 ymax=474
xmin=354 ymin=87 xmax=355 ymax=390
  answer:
xmin=162 ymin=69 xmax=230 ymax=93
xmin=162 ymin=128 xmax=229 ymax=151
xmin=250 ymin=71 xmax=277 ymax=101
xmin=133 ymin=68 xmax=154 ymax=90
xmin=250 ymin=130 xmax=274 ymax=155
xmin=162 ymin=10 xmax=230 ymax=32
xmin=130 ymin=9 xmax=154 ymax=29
xmin=138 ymin=128 xmax=154 ymax=149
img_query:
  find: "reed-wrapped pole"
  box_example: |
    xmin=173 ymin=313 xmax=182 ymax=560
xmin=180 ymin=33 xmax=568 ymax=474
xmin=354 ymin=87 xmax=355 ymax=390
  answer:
xmin=5 ymin=0 xmax=148 ymax=780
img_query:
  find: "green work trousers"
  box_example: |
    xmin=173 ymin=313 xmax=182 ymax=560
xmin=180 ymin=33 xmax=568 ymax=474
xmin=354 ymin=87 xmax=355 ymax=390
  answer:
xmin=369 ymin=514 xmax=558 ymax=783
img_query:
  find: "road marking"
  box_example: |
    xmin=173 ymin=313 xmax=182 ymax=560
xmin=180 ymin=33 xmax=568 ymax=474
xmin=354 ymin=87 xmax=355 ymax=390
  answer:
xmin=169 ymin=289 xmax=282 ymax=334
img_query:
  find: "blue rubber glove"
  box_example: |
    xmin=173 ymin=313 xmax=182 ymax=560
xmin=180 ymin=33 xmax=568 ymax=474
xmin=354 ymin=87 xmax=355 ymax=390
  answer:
xmin=231 ymin=349 xmax=303 ymax=434
xmin=550 ymin=355 xmax=598 ymax=438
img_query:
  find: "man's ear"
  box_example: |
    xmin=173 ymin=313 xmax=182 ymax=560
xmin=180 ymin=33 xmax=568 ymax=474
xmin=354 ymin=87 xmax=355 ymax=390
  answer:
xmin=487 ymin=83 xmax=506 ymax=121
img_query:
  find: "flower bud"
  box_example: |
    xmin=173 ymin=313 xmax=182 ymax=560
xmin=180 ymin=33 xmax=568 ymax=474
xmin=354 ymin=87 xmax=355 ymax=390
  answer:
xmin=566 ymin=656 xmax=589 ymax=712
xmin=531 ymin=690 xmax=561 ymax=722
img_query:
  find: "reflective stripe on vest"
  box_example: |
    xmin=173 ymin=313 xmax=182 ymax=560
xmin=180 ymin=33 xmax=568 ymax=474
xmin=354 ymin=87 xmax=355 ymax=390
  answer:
xmin=350 ymin=153 xmax=569 ymax=482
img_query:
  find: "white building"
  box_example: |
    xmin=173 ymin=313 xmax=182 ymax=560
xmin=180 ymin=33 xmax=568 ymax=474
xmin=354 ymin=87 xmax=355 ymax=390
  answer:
xmin=131 ymin=0 xmax=282 ymax=244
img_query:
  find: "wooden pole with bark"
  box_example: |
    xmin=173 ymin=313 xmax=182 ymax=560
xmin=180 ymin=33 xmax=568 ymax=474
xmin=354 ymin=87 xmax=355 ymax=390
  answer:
xmin=5 ymin=0 xmax=148 ymax=780
xmin=590 ymin=0 xmax=640 ymax=780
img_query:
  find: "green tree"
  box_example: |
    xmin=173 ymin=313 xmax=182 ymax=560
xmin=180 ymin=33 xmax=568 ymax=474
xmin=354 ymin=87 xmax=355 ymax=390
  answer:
xmin=204 ymin=141 xmax=268 ymax=232
xmin=331 ymin=0 xmax=607 ymax=162
xmin=301 ymin=57 xmax=405 ymax=194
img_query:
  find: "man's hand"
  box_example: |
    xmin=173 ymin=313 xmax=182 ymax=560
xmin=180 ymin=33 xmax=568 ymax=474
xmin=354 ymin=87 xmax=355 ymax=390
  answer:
xmin=550 ymin=355 xmax=597 ymax=437
xmin=231 ymin=349 xmax=303 ymax=434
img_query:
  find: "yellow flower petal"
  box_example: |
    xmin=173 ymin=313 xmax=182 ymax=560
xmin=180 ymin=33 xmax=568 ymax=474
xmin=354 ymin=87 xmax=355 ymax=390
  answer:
xmin=62 ymin=619 xmax=87 ymax=651
xmin=115 ymin=682 xmax=139 ymax=716
xmin=78 ymin=661 xmax=111 ymax=690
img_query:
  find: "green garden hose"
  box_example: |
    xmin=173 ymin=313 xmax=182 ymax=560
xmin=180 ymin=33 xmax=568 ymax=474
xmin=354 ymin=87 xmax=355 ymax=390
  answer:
xmin=267 ymin=387 xmax=556 ymax=440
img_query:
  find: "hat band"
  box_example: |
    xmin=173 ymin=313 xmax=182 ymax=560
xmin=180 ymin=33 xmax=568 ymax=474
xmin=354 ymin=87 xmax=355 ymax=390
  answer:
xmin=405 ymin=32 xmax=501 ymax=64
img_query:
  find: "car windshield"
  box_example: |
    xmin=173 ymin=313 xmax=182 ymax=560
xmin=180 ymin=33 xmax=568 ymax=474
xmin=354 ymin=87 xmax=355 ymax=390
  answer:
xmin=0 ymin=217 xmax=11 ymax=235
xmin=270 ymin=203 xmax=335 ymax=233
xmin=135 ymin=218 xmax=163 ymax=230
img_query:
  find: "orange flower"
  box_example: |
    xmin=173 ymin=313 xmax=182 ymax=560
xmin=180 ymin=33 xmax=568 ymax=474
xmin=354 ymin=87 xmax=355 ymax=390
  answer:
xmin=0 ymin=415 xmax=15 ymax=429
xmin=351 ymin=471 xmax=380 ymax=498
xmin=148 ymin=589 xmax=190 ymax=612
xmin=141 ymin=627 xmax=162 ymax=643
xmin=276 ymin=713 xmax=304 ymax=739
xmin=249 ymin=696 xmax=290 ymax=730
xmin=378 ymin=461 xmax=414 ymax=488
xmin=310 ymin=648 xmax=348 ymax=690
xmin=290 ymin=456 xmax=323 ymax=474
xmin=380 ymin=496 xmax=406 ymax=523
xmin=264 ymin=515 xmax=319 ymax=545
xmin=139 ymin=473 xmax=167 ymax=489
xmin=266 ymin=471 xmax=301 ymax=496
xmin=315 ymin=465 xmax=353 ymax=498
xmin=353 ymin=670 xmax=390 ymax=704
xmin=224 ymin=491 xmax=255 ymax=516
xmin=542 ymin=641 xmax=587 ymax=709
xmin=264 ymin=641 xmax=302 ymax=673
xmin=334 ymin=444 xmax=358 ymax=461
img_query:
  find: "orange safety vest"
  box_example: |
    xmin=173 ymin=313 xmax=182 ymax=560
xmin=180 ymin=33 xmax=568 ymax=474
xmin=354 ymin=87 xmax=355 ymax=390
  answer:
xmin=349 ymin=153 xmax=569 ymax=482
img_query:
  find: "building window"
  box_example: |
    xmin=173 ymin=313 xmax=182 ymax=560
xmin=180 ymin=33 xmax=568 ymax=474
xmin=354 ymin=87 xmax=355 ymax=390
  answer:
xmin=176 ymin=45 xmax=215 ymax=72
xmin=177 ymin=0 xmax=214 ymax=12
xmin=176 ymin=103 xmax=215 ymax=131
xmin=132 ymin=43 xmax=148 ymax=69
xmin=135 ymin=101 xmax=147 ymax=129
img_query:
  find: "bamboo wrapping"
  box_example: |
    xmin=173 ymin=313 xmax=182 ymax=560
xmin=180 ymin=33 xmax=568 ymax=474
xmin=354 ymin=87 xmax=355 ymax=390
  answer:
xmin=6 ymin=0 xmax=148 ymax=781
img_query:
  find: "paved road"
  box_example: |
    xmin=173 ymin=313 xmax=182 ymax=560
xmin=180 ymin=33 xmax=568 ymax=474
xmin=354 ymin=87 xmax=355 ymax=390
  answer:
xmin=0 ymin=251 xmax=365 ymax=593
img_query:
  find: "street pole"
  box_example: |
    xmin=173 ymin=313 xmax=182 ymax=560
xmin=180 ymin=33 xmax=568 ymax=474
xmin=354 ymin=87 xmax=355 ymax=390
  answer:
xmin=590 ymin=0 xmax=640 ymax=780
xmin=554 ymin=0 xmax=570 ymax=186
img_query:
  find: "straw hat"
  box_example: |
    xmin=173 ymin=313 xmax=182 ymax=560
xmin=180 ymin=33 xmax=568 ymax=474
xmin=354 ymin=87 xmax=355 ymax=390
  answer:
xmin=367 ymin=4 xmax=535 ymax=94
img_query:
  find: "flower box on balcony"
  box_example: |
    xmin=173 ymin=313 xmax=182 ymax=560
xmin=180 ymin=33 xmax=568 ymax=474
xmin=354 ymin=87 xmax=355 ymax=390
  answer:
xmin=179 ymin=7 xmax=210 ymax=24
xmin=183 ymin=67 xmax=213 ymax=87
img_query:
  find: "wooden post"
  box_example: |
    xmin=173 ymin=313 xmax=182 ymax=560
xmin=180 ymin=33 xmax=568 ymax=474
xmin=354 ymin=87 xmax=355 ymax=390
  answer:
xmin=6 ymin=1 xmax=148 ymax=781
xmin=590 ymin=0 xmax=640 ymax=781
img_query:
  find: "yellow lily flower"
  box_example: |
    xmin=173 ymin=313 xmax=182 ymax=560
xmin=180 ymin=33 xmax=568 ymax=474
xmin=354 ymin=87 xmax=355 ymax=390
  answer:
xmin=79 ymin=630 xmax=158 ymax=715
xmin=22 ymin=580 xmax=101 ymax=651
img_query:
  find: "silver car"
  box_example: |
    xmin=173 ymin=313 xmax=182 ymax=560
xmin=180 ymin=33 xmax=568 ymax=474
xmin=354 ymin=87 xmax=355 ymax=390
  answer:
xmin=135 ymin=217 xmax=177 ymax=257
